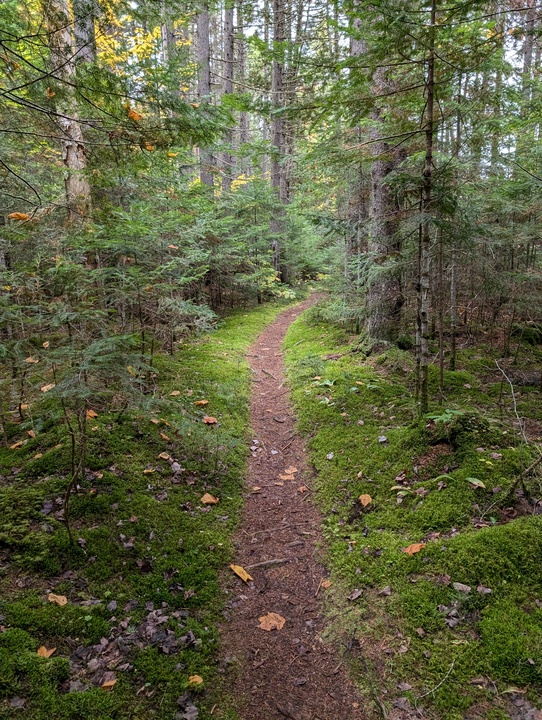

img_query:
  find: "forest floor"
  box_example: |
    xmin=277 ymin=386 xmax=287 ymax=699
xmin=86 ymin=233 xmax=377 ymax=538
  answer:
xmin=218 ymin=298 xmax=363 ymax=720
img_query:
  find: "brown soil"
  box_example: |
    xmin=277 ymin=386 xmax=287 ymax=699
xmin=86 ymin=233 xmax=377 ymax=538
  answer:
xmin=219 ymin=299 xmax=364 ymax=720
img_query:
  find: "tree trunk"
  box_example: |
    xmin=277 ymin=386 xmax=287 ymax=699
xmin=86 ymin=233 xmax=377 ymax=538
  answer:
xmin=270 ymin=0 xmax=286 ymax=273
xmin=418 ymin=0 xmax=437 ymax=414
xmin=73 ymin=0 xmax=97 ymax=63
xmin=45 ymin=0 xmax=92 ymax=220
xmin=197 ymin=3 xmax=214 ymax=187
xmin=222 ymin=3 xmax=235 ymax=190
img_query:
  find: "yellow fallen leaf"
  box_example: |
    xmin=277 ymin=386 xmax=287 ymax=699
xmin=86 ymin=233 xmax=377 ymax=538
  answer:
xmin=322 ymin=579 xmax=332 ymax=589
xmin=86 ymin=409 xmax=98 ymax=419
xmin=41 ymin=383 xmax=55 ymax=393
xmin=143 ymin=468 xmax=155 ymax=474
xmin=150 ymin=418 xmax=160 ymax=425
xmin=34 ymin=453 xmax=43 ymax=459
xmin=279 ymin=474 xmax=295 ymax=481
xmin=9 ymin=441 xmax=23 ymax=450
xmin=158 ymin=452 xmax=170 ymax=460
xmin=101 ymin=679 xmax=117 ymax=690
xmin=258 ymin=612 xmax=286 ymax=631
xmin=189 ymin=675 xmax=203 ymax=685
xmin=230 ymin=564 xmax=253 ymax=583
xmin=42 ymin=341 xmax=50 ymax=348
xmin=167 ymin=153 xmax=178 ymax=158
xmin=144 ymin=143 xmax=154 ymax=152
xmin=25 ymin=356 xmax=39 ymax=364
xmin=127 ymin=365 xmax=137 ymax=377
xmin=169 ymin=390 xmax=181 ymax=396
xmin=284 ymin=466 xmax=298 ymax=475
xmin=160 ymin=418 xmax=171 ymax=426
xmin=359 ymin=494 xmax=372 ymax=507
xmin=203 ymin=416 xmax=217 ymax=424
xmin=201 ymin=493 xmax=219 ymax=504
xmin=403 ymin=543 xmax=426 ymax=556
xmin=27 ymin=430 xmax=36 ymax=438
xmin=8 ymin=212 xmax=30 ymax=221
xmin=47 ymin=593 xmax=67 ymax=606
xmin=20 ymin=404 xmax=29 ymax=410
xmin=252 ymin=486 xmax=261 ymax=492
xmin=160 ymin=432 xmax=170 ymax=441
xmin=194 ymin=399 xmax=209 ymax=406
xmin=37 ymin=646 xmax=56 ymax=658
xmin=46 ymin=87 xmax=55 ymax=98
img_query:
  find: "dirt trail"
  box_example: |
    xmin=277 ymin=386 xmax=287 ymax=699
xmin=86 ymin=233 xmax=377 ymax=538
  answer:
xmin=220 ymin=299 xmax=363 ymax=720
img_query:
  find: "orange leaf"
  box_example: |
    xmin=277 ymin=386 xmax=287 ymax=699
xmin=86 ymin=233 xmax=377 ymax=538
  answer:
xmin=230 ymin=564 xmax=253 ymax=583
xmin=9 ymin=441 xmax=23 ymax=450
xmin=144 ymin=143 xmax=154 ymax=152
xmin=297 ymin=485 xmax=309 ymax=493
xmin=279 ymin=474 xmax=295 ymax=481
xmin=27 ymin=430 xmax=36 ymax=438
xmin=47 ymin=593 xmax=68 ymax=606
xmin=258 ymin=612 xmax=286 ymax=631
xmin=25 ymin=356 xmax=39 ymax=364
xmin=34 ymin=453 xmax=43 ymax=459
xmin=37 ymin=646 xmax=56 ymax=658
xmin=101 ymin=679 xmax=117 ymax=690
xmin=194 ymin=399 xmax=209 ymax=406
xmin=203 ymin=416 xmax=217 ymax=425
xmin=168 ymin=243 xmax=179 ymax=248
xmin=189 ymin=675 xmax=203 ymax=685
xmin=359 ymin=494 xmax=372 ymax=507
xmin=86 ymin=409 xmax=98 ymax=419
xmin=284 ymin=466 xmax=298 ymax=475
xmin=201 ymin=493 xmax=219 ymax=504
xmin=127 ymin=107 xmax=143 ymax=121
xmin=403 ymin=543 xmax=426 ymax=556
xmin=40 ymin=383 xmax=55 ymax=393
xmin=150 ymin=418 xmax=160 ymax=425
xmin=159 ymin=432 xmax=170 ymax=441
xmin=321 ymin=579 xmax=332 ymax=589
xmin=8 ymin=212 xmax=30 ymax=221
xmin=169 ymin=390 xmax=181 ymax=396
xmin=46 ymin=87 xmax=56 ymax=98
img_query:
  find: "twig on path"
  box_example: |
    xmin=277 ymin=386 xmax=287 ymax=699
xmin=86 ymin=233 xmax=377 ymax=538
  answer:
xmin=262 ymin=369 xmax=278 ymax=380
xmin=415 ymin=660 xmax=455 ymax=702
xmin=280 ymin=436 xmax=296 ymax=451
xmin=314 ymin=577 xmax=323 ymax=597
xmin=245 ymin=558 xmax=291 ymax=570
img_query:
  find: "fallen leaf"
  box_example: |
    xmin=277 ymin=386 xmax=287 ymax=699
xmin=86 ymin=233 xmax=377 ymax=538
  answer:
xmin=230 ymin=564 xmax=253 ymax=583
xmin=150 ymin=418 xmax=160 ymax=425
xmin=25 ymin=356 xmax=39 ymax=364
xmin=86 ymin=409 xmax=98 ymax=419
xmin=403 ymin=543 xmax=426 ymax=556
xmin=169 ymin=390 xmax=181 ymax=396
xmin=189 ymin=675 xmax=203 ymax=685
xmin=47 ymin=593 xmax=67 ymax=606
xmin=284 ymin=466 xmax=298 ymax=475
xmin=194 ymin=399 xmax=209 ymax=406
xmin=378 ymin=585 xmax=392 ymax=596
xmin=20 ymin=404 xmax=29 ymax=410
xmin=359 ymin=494 xmax=372 ymax=507
xmin=144 ymin=143 xmax=154 ymax=152
xmin=9 ymin=441 xmax=23 ymax=450
xmin=167 ymin=154 xmax=178 ymax=159
xmin=348 ymin=588 xmax=363 ymax=601
xmin=203 ymin=416 xmax=217 ymax=424
xmin=129 ymin=515 xmax=138 ymax=523
xmin=42 ymin=341 xmax=50 ymax=348
xmin=101 ymin=679 xmax=117 ymax=690
xmin=158 ymin=452 xmax=171 ymax=460
xmin=477 ymin=584 xmax=493 ymax=594
xmin=258 ymin=612 xmax=285 ymax=631
xmin=297 ymin=485 xmax=309 ymax=493
xmin=279 ymin=474 xmax=295 ymax=481
xmin=46 ymin=87 xmax=55 ymax=98
xmin=159 ymin=432 xmax=170 ymax=441
xmin=37 ymin=646 xmax=56 ymax=658
xmin=8 ymin=212 xmax=30 ymax=221
xmin=40 ymin=383 xmax=55 ymax=393
xmin=143 ymin=468 xmax=155 ymax=474
xmin=27 ymin=430 xmax=36 ymax=438
xmin=321 ymin=579 xmax=332 ymax=589
xmin=201 ymin=493 xmax=219 ymax=504
xmin=453 ymin=582 xmax=471 ymax=593
xmin=467 ymin=477 xmax=486 ymax=489
xmin=34 ymin=453 xmax=43 ymax=459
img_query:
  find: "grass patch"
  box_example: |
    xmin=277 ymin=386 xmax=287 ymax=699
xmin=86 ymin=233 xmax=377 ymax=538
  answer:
xmin=0 ymin=299 xmax=295 ymax=720
xmin=284 ymin=304 xmax=542 ymax=720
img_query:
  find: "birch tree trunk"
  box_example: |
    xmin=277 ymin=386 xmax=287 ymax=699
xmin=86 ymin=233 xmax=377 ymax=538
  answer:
xmin=45 ymin=0 xmax=92 ymax=220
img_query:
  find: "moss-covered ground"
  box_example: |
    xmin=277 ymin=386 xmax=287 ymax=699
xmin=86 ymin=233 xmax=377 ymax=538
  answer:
xmin=0 ymin=300 xmax=296 ymax=720
xmin=283 ymin=305 xmax=542 ymax=720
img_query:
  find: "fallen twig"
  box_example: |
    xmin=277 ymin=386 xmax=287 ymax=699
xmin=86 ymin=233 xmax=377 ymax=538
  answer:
xmin=416 ymin=660 xmax=455 ymax=702
xmin=245 ymin=558 xmax=291 ymax=570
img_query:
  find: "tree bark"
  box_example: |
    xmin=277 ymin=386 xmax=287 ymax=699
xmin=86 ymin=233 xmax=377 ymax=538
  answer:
xmin=45 ymin=0 xmax=92 ymax=220
xmin=197 ymin=3 xmax=214 ymax=187
xmin=222 ymin=3 xmax=235 ymax=190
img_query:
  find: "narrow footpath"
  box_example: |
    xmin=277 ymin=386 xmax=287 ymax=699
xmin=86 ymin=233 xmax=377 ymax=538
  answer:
xmin=220 ymin=299 xmax=363 ymax=720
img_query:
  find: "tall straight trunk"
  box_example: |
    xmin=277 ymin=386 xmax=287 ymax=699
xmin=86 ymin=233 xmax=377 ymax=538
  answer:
xmin=522 ymin=0 xmax=536 ymax=101
xmin=270 ymin=0 xmax=286 ymax=273
xmin=222 ymin=3 xmax=235 ymax=190
xmin=197 ymin=3 xmax=214 ymax=187
xmin=236 ymin=0 xmax=250 ymax=171
xmin=73 ymin=0 xmax=97 ymax=63
xmin=418 ymin=0 xmax=437 ymax=414
xmin=45 ymin=0 xmax=92 ymax=220
xmin=365 ymin=65 xmax=403 ymax=341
